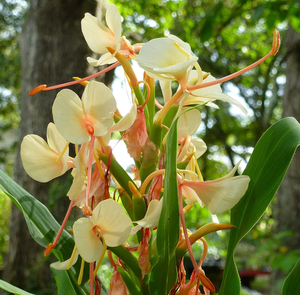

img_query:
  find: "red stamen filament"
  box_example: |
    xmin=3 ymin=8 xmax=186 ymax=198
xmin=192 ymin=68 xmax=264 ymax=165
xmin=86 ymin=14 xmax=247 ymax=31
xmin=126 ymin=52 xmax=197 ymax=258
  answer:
xmin=187 ymin=29 xmax=280 ymax=92
xmin=86 ymin=135 xmax=95 ymax=207
xmin=29 ymin=61 xmax=121 ymax=96
xmin=44 ymin=200 xmax=75 ymax=256
xmin=137 ymin=80 xmax=150 ymax=109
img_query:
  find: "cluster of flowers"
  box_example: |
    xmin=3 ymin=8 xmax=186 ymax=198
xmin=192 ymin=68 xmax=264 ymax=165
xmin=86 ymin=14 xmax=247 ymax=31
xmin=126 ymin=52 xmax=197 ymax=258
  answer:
xmin=22 ymin=4 xmax=280 ymax=295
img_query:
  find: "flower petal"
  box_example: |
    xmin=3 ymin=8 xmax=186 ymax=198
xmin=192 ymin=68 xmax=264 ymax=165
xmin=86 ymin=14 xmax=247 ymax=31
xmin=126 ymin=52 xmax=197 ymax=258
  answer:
xmin=53 ymin=89 xmax=89 ymax=144
xmin=108 ymin=102 xmax=137 ymax=132
xmin=106 ymin=4 xmax=122 ymax=52
xmin=73 ymin=218 xmax=104 ymax=263
xmin=51 ymin=250 xmax=79 ymax=270
xmin=81 ymin=13 xmax=115 ymax=54
xmin=82 ymin=81 xmax=116 ymax=137
xmin=134 ymin=198 xmax=163 ymax=228
xmin=91 ymin=199 xmax=131 ymax=247
xmin=177 ymin=108 xmax=202 ymax=140
xmin=21 ymin=134 xmax=68 ymax=182
xmin=183 ymin=175 xmax=250 ymax=214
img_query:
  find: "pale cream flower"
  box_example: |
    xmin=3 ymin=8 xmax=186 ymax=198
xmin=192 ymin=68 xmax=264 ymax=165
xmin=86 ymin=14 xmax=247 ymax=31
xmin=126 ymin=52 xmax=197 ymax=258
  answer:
xmin=73 ymin=199 xmax=132 ymax=263
xmin=21 ymin=123 xmax=72 ymax=182
xmin=137 ymin=35 xmax=198 ymax=86
xmin=52 ymin=81 xmax=117 ymax=144
xmin=180 ymin=161 xmax=250 ymax=214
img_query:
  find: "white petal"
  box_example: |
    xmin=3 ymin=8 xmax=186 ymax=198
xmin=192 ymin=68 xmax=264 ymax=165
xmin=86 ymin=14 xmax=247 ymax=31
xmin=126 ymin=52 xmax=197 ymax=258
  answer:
xmin=91 ymin=199 xmax=131 ymax=247
xmin=81 ymin=13 xmax=115 ymax=54
xmin=53 ymin=89 xmax=89 ymax=144
xmin=191 ymin=137 xmax=207 ymax=159
xmin=183 ymin=175 xmax=250 ymax=214
xmin=134 ymin=198 xmax=163 ymax=228
xmin=177 ymin=108 xmax=202 ymax=140
xmin=73 ymin=218 xmax=104 ymax=263
xmin=108 ymin=102 xmax=137 ymax=132
xmin=159 ymin=80 xmax=172 ymax=103
xmin=51 ymin=250 xmax=79 ymax=270
xmin=106 ymin=4 xmax=122 ymax=52
xmin=46 ymin=123 xmax=69 ymax=170
xmin=82 ymin=81 xmax=117 ymax=137
xmin=21 ymin=135 xmax=68 ymax=182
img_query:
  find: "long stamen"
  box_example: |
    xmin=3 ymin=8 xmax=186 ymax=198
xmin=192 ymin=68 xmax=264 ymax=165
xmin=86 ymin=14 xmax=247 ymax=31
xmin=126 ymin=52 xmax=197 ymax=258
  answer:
xmin=86 ymin=136 xmax=95 ymax=206
xmin=44 ymin=200 xmax=75 ymax=256
xmin=178 ymin=188 xmax=215 ymax=293
xmin=66 ymin=245 xmax=78 ymax=270
xmin=29 ymin=61 xmax=121 ymax=96
xmin=93 ymin=239 xmax=107 ymax=279
xmin=140 ymin=169 xmax=165 ymax=195
xmin=55 ymin=141 xmax=70 ymax=163
xmin=78 ymin=258 xmax=85 ymax=285
xmin=187 ymin=29 xmax=280 ymax=92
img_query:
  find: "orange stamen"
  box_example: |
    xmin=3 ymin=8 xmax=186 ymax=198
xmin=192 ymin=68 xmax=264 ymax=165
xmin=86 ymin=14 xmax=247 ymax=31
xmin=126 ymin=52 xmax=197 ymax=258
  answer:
xmin=187 ymin=29 xmax=281 ymax=92
xmin=29 ymin=84 xmax=47 ymax=96
xmin=44 ymin=200 xmax=75 ymax=256
xmin=29 ymin=61 xmax=121 ymax=95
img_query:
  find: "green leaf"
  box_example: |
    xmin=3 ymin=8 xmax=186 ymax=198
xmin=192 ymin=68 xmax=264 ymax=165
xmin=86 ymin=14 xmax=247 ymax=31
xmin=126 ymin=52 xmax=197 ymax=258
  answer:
xmin=149 ymin=114 xmax=180 ymax=294
xmin=0 ymin=169 xmax=73 ymax=258
xmin=0 ymin=169 xmax=90 ymax=293
xmin=282 ymin=257 xmax=300 ymax=294
xmin=0 ymin=280 xmax=35 ymax=295
xmin=117 ymin=266 xmax=143 ymax=295
xmin=219 ymin=117 xmax=300 ymax=295
xmin=51 ymin=266 xmax=87 ymax=295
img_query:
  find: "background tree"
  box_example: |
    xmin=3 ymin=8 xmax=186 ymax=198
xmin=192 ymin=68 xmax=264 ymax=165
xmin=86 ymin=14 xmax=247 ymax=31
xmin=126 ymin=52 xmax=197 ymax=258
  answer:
xmin=1 ymin=0 xmax=98 ymax=293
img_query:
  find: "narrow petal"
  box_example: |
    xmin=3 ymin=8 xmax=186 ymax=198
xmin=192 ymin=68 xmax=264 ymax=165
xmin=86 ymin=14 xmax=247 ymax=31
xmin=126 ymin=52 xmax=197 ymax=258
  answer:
xmin=73 ymin=218 xmax=104 ymax=263
xmin=106 ymin=4 xmax=122 ymax=52
xmin=91 ymin=199 xmax=131 ymax=247
xmin=183 ymin=175 xmax=250 ymax=214
xmin=134 ymin=198 xmax=163 ymax=228
xmin=53 ymin=89 xmax=89 ymax=144
xmin=81 ymin=13 xmax=115 ymax=54
xmin=51 ymin=250 xmax=79 ymax=270
xmin=82 ymin=81 xmax=117 ymax=137
xmin=108 ymin=102 xmax=137 ymax=132
xmin=46 ymin=123 xmax=69 ymax=170
xmin=21 ymin=135 xmax=67 ymax=182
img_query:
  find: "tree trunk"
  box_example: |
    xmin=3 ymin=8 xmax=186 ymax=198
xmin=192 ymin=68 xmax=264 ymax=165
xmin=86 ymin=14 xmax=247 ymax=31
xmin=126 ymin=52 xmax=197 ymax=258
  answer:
xmin=271 ymin=25 xmax=300 ymax=294
xmin=2 ymin=0 xmax=97 ymax=293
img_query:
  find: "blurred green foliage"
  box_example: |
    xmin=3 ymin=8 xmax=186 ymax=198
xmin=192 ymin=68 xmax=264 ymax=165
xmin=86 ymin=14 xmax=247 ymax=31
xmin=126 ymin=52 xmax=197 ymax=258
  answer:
xmin=1 ymin=0 xmax=300 ymax=292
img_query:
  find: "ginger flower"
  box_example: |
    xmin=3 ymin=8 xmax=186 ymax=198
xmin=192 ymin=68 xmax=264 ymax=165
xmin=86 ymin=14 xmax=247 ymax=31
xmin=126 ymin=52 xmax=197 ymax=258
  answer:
xmin=82 ymin=4 xmax=133 ymax=65
xmin=183 ymin=70 xmax=247 ymax=114
xmin=21 ymin=123 xmax=72 ymax=182
xmin=73 ymin=199 xmax=131 ymax=263
xmin=179 ymin=161 xmax=250 ymax=214
xmin=137 ymin=35 xmax=198 ymax=87
xmin=52 ymin=81 xmax=117 ymax=144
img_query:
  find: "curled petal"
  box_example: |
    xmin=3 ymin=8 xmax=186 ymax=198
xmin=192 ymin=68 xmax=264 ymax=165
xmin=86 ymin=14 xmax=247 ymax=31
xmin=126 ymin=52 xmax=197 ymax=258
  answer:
xmin=108 ymin=102 xmax=137 ymax=132
xmin=73 ymin=218 xmax=104 ymax=263
xmin=51 ymin=250 xmax=79 ymax=270
xmin=191 ymin=137 xmax=207 ymax=159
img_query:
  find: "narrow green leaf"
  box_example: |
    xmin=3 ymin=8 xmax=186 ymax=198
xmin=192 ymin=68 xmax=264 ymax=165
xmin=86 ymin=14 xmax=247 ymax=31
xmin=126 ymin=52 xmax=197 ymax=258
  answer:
xmin=0 ymin=169 xmax=90 ymax=293
xmin=282 ymin=257 xmax=300 ymax=294
xmin=50 ymin=266 xmax=85 ymax=295
xmin=0 ymin=280 xmax=35 ymax=295
xmin=149 ymin=115 xmax=180 ymax=294
xmin=219 ymin=117 xmax=300 ymax=295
